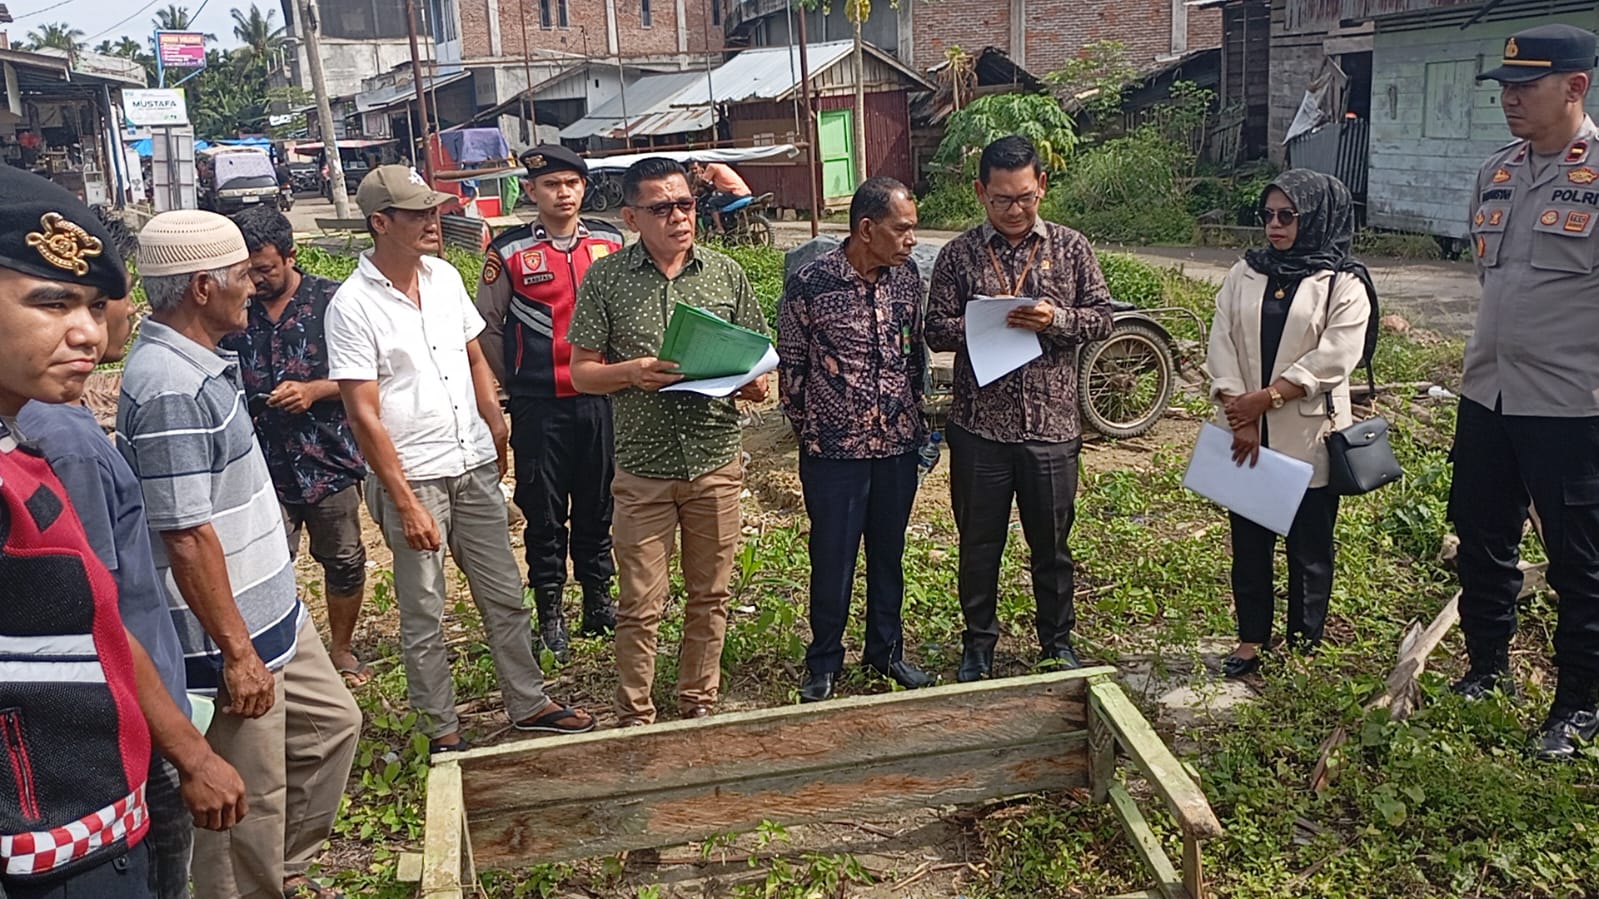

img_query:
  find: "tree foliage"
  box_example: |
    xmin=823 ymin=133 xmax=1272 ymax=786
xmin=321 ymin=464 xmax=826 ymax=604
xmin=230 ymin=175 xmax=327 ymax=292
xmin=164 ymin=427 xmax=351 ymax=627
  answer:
xmin=26 ymin=22 xmax=85 ymax=57
xmin=929 ymin=93 xmax=1078 ymax=183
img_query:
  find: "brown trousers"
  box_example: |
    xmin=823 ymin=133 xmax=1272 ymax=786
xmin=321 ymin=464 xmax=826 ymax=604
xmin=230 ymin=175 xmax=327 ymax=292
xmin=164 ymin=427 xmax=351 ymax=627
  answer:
xmin=193 ymin=621 xmax=362 ymax=899
xmin=612 ymin=459 xmax=743 ymax=724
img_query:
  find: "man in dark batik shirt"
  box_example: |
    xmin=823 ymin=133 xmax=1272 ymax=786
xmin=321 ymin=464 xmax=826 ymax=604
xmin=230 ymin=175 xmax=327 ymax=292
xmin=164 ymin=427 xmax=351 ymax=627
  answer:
xmin=926 ymin=135 xmax=1114 ymax=682
xmin=778 ymin=177 xmax=936 ymax=703
xmin=224 ymin=205 xmax=370 ymax=684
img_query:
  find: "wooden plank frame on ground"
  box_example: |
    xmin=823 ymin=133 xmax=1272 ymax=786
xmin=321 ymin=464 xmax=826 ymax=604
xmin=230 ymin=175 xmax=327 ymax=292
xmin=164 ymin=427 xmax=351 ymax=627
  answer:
xmin=407 ymin=667 xmax=1222 ymax=898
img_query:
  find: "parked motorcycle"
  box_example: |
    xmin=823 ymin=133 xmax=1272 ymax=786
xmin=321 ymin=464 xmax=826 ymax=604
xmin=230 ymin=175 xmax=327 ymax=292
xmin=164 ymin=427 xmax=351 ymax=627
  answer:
xmin=696 ymin=190 xmax=775 ymax=248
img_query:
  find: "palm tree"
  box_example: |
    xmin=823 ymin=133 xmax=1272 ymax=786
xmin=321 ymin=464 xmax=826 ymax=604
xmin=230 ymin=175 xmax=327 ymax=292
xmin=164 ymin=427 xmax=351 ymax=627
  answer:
xmin=26 ymin=22 xmax=85 ymax=57
xmin=230 ymin=5 xmax=284 ymax=67
xmin=96 ymin=36 xmax=148 ymax=60
xmin=152 ymin=5 xmax=217 ymax=40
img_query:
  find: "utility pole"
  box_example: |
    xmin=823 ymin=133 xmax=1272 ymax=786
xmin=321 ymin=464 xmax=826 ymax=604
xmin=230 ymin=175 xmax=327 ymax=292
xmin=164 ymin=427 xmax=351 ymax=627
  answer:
xmin=796 ymin=3 xmax=819 ymax=235
xmin=406 ymin=0 xmax=433 ymax=177
xmin=300 ymin=0 xmax=349 ymax=218
xmin=518 ymin=0 xmax=540 ymax=145
xmin=849 ymin=0 xmax=867 ymax=185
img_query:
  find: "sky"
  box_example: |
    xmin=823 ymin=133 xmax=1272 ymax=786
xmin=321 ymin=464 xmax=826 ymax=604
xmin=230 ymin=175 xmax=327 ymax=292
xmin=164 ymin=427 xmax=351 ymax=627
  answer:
xmin=18 ymin=0 xmax=249 ymax=50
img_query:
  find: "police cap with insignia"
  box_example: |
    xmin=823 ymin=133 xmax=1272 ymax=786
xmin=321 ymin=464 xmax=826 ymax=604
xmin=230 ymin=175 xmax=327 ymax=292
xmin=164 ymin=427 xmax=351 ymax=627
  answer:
xmin=1478 ymin=24 xmax=1598 ymax=84
xmin=520 ymin=144 xmax=588 ymax=180
xmin=0 ymin=164 xmax=127 ymax=299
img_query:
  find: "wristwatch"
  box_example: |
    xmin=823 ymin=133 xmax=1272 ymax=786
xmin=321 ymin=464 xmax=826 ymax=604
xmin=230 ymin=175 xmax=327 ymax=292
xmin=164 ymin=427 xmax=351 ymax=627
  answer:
xmin=1268 ymin=387 xmax=1285 ymax=409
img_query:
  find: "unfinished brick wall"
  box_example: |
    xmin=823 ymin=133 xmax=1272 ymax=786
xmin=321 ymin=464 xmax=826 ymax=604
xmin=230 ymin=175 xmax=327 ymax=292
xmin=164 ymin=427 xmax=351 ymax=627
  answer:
xmin=459 ymin=0 xmax=718 ymax=62
xmin=914 ymin=0 xmax=1223 ymax=77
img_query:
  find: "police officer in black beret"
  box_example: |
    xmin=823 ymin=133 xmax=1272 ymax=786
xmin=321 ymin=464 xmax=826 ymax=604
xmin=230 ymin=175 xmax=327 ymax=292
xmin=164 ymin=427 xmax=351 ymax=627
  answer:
xmin=1454 ymin=24 xmax=1599 ymax=761
xmin=473 ymin=146 xmax=626 ymax=661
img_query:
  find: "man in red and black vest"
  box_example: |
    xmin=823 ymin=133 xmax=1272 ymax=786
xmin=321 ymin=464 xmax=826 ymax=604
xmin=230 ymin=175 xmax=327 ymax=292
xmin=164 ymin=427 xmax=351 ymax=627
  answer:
xmin=477 ymin=145 xmax=624 ymax=661
xmin=0 ymin=166 xmax=246 ymax=899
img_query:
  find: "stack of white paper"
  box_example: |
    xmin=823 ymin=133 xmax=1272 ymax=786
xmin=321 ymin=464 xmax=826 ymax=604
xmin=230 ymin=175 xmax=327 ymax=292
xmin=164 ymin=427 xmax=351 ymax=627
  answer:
xmin=1182 ymin=423 xmax=1314 ymax=536
xmin=661 ymin=345 xmax=781 ymax=397
xmin=964 ymin=295 xmax=1043 ymax=386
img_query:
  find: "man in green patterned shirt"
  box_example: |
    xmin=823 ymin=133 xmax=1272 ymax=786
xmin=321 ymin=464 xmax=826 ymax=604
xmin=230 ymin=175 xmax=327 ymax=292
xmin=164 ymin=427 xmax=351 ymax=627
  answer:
xmin=569 ymin=157 xmax=768 ymax=726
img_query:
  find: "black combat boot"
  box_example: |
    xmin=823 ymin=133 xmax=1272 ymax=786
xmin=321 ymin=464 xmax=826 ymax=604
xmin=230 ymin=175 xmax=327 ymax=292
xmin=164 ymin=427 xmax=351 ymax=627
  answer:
xmin=533 ymin=586 xmax=570 ymax=663
xmin=1451 ymin=637 xmax=1516 ymax=700
xmin=580 ymin=582 xmax=617 ymax=636
xmin=1532 ymin=670 xmax=1599 ymax=762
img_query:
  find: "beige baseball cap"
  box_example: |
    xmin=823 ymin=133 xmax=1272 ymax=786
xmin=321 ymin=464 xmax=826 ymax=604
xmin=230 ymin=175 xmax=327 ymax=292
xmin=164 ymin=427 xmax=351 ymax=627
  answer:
xmin=355 ymin=165 xmax=456 ymax=218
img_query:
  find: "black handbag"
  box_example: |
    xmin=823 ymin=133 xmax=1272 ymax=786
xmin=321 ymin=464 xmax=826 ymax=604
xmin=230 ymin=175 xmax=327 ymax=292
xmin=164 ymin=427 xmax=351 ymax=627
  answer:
xmin=1319 ymin=270 xmax=1402 ymax=496
xmin=1325 ymin=412 xmax=1402 ymax=495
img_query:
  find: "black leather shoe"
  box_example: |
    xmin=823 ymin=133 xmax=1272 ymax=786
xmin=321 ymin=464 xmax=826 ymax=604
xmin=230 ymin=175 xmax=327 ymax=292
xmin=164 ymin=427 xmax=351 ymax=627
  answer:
xmin=799 ymin=671 xmax=835 ymax=703
xmin=533 ymin=586 xmax=570 ymax=664
xmin=868 ymin=659 xmax=936 ymax=690
xmin=957 ymin=647 xmax=993 ymax=683
xmin=1039 ymin=645 xmax=1083 ymax=670
xmin=1531 ymin=709 xmax=1599 ymax=762
xmin=1451 ymin=669 xmax=1517 ymax=700
xmin=1222 ymin=654 xmax=1261 ymax=679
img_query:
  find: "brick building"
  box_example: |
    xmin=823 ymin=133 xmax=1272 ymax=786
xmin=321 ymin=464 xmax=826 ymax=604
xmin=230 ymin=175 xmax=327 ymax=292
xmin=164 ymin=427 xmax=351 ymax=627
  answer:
xmin=455 ymin=0 xmax=723 ymax=118
xmin=727 ymin=0 xmax=1222 ymax=78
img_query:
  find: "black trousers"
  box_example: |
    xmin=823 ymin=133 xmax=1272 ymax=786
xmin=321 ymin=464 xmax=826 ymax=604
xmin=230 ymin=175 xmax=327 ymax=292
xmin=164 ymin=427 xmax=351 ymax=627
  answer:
xmin=1449 ymin=396 xmax=1599 ymax=678
xmin=1229 ymin=487 xmax=1340 ymax=647
xmin=509 ymin=394 xmax=615 ymax=590
xmin=8 ymin=841 xmax=151 ymax=899
xmin=800 ymin=452 xmax=920 ymax=673
xmin=947 ymin=424 xmax=1081 ymax=655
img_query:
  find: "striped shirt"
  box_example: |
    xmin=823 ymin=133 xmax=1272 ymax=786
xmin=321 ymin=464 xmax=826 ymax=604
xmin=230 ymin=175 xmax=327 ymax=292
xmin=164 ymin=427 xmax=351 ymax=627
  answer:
xmin=116 ymin=320 xmax=304 ymax=693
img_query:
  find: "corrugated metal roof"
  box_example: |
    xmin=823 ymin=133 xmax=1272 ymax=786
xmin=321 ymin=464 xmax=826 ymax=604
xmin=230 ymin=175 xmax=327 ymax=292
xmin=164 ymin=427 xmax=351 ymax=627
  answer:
xmin=673 ymin=41 xmax=855 ymax=107
xmin=559 ymin=71 xmax=708 ymax=141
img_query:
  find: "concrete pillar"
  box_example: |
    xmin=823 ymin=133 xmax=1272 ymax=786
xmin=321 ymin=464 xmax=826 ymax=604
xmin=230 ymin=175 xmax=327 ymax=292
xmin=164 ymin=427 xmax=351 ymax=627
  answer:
xmin=1009 ymin=0 xmax=1025 ymax=68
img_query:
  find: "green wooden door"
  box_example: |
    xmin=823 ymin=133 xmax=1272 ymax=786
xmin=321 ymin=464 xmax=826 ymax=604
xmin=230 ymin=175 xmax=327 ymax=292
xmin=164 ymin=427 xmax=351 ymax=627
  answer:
xmin=818 ymin=109 xmax=857 ymax=199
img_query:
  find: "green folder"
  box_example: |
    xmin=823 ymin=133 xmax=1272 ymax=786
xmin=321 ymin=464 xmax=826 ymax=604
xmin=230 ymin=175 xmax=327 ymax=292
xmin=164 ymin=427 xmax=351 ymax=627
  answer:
xmin=658 ymin=302 xmax=772 ymax=380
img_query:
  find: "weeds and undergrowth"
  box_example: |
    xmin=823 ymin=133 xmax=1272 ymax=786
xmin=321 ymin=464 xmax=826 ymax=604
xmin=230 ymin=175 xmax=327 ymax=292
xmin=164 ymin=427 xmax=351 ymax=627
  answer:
xmin=296 ymin=246 xmax=1591 ymax=898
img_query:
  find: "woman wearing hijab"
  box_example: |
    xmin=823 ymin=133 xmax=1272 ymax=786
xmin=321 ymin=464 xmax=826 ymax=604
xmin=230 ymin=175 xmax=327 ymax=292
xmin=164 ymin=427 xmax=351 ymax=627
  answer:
xmin=1205 ymin=169 xmax=1374 ymax=677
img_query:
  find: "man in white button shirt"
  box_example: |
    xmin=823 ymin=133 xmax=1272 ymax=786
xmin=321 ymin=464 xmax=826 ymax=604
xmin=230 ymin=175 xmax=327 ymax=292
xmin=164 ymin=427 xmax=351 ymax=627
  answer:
xmin=326 ymin=166 xmax=593 ymax=753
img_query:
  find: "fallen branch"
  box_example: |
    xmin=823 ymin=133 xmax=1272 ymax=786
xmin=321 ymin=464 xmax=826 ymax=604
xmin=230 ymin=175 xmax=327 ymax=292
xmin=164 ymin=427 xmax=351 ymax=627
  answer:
xmin=1310 ymin=560 xmax=1549 ymax=792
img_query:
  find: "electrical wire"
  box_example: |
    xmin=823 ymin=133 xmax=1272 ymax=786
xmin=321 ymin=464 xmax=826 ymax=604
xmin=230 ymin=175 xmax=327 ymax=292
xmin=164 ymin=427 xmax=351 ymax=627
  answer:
xmin=14 ymin=0 xmax=79 ymax=21
xmin=88 ymin=0 xmax=166 ymax=41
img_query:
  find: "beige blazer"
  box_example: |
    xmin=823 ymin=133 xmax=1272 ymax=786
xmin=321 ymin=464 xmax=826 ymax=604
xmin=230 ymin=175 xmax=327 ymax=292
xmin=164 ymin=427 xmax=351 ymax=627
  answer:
xmin=1204 ymin=260 xmax=1371 ymax=488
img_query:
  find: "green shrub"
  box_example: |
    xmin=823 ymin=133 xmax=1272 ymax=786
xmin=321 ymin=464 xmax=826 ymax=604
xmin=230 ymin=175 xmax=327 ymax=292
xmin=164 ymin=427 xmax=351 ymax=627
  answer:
xmin=1057 ymin=130 xmax=1187 ymax=211
xmin=718 ymin=244 xmax=786 ymax=324
xmin=1096 ymin=253 xmax=1166 ymax=306
xmin=930 ymin=93 xmax=1078 ymax=183
xmin=916 ymin=184 xmax=984 ymax=231
xmin=1056 ymin=203 xmax=1198 ymax=245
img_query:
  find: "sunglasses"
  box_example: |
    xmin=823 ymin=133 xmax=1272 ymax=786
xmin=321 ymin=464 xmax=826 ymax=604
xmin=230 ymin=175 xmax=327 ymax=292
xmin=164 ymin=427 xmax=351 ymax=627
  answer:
xmin=1258 ymin=208 xmax=1300 ymax=227
xmin=631 ymin=198 xmax=697 ymax=218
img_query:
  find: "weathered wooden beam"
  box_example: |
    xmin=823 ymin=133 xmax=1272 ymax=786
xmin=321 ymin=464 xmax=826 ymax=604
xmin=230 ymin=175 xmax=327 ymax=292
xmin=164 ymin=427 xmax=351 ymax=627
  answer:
xmin=459 ymin=667 xmax=1108 ymax=812
xmin=452 ymin=668 xmax=1113 ymax=866
xmin=470 ymin=729 xmax=1091 ymax=865
xmin=421 ymin=761 xmax=465 ymax=899
xmin=1183 ymin=832 xmax=1206 ymax=899
xmin=1089 ymin=690 xmax=1116 ymax=805
xmin=1106 ymin=782 xmax=1187 ymax=899
xmin=1089 ymin=683 xmax=1221 ymax=840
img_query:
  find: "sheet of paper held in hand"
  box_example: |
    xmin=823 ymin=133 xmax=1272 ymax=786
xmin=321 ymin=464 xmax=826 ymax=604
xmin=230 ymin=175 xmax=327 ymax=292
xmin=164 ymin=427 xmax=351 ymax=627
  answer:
xmin=965 ymin=295 xmax=1044 ymax=387
xmin=661 ymin=344 xmax=780 ymax=398
xmin=1182 ymin=423 xmax=1313 ymax=536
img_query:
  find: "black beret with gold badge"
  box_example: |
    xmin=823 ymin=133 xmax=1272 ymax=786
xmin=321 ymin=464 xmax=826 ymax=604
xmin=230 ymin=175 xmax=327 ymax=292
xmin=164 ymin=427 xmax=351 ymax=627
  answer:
xmin=0 ymin=165 xmax=128 ymax=298
xmin=519 ymin=144 xmax=588 ymax=180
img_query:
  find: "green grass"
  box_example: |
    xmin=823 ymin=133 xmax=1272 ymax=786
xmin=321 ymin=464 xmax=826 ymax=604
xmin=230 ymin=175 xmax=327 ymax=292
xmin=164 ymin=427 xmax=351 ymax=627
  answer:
xmin=292 ymin=245 xmax=1596 ymax=899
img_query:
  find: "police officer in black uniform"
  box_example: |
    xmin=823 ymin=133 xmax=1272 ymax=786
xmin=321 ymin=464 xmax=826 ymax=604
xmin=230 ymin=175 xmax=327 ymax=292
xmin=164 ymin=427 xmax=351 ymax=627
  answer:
xmin=1454 ymin=24 xmax=1599 ymax=761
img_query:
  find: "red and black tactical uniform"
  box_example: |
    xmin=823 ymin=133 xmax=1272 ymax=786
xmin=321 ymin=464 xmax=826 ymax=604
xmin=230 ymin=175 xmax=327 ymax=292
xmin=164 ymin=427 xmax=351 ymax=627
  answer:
xmin=479 ymin=219 xmax=624 ymax=398
xmin=0 ymin=423 xmax=152 ymax=887
xmin=475 ymin=144 xmax=625 ymax=650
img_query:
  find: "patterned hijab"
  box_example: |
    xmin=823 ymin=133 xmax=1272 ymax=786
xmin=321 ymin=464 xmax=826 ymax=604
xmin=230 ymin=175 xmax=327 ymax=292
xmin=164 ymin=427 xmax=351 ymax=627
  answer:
xmin=1245 ymin=169 xmax=1359 ymax=281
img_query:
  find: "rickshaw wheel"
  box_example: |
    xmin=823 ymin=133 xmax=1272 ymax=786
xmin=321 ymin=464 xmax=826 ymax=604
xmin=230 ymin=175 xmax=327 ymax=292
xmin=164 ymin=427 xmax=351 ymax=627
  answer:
xmin=1078 ymin=320 xmax=1175 ymax=439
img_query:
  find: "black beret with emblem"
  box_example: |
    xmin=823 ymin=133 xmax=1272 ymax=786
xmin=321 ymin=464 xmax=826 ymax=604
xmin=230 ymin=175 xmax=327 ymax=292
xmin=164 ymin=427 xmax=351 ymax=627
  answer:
xmin=0 ymin=164 xmax=127 ymax=298
xmin=519 ymin=144 xmax=588 ymax=180
xmin=1478 ymin=24 xmax=1598 ymax=83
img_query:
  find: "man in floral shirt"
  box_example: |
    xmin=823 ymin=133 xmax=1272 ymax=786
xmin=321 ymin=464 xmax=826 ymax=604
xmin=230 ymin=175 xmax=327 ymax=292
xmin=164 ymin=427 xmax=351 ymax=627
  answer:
xmin=224 ymin=205 xmax=370 ymax=684
xmin=926 ymin=135 xmax=1114 ymax=682
xmin=778 ymin=177 xmax=936 ymax=703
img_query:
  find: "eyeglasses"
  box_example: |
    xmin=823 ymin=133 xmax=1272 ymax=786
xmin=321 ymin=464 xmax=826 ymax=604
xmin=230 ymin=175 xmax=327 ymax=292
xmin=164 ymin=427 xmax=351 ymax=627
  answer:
xmin=1258 ymin=208 xmax=1300 ymax=227
xmin=632 ymin=198 xmax=697 ymax=218
xmin=985 ymin=192 xmax=1042 ymax=212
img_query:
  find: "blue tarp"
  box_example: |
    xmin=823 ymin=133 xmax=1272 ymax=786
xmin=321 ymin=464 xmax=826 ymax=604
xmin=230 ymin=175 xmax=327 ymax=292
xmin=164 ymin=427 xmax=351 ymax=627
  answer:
xmin=439 ymin=128 xmax=509 ymax=165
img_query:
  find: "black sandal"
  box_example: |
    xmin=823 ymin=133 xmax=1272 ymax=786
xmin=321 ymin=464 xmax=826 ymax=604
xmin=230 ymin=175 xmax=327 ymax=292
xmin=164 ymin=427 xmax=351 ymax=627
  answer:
xmin=428 ymin=735 xmax=470 ymax=758
xmin=514 ymin=702 xmax=596 ymax=734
